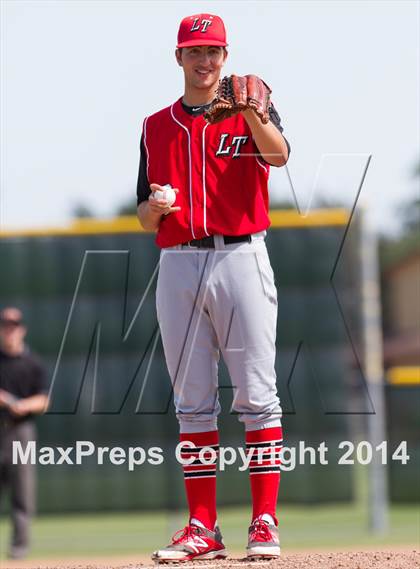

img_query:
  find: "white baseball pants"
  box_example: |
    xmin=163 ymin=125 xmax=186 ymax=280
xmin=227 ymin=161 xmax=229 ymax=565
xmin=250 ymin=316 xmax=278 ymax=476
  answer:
xmin=156 ymin=232 xmax=282 ymax=433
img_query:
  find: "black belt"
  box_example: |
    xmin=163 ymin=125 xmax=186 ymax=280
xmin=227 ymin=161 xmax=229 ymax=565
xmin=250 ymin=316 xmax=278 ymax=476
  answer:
xmin=183 ymin=234 xmax=252 ymax=248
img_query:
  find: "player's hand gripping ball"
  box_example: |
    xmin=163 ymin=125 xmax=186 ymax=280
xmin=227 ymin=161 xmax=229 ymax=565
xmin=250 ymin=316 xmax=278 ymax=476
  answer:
xmin=152 ymin=184 xmax=176 ymax=207
xmin=149 ymin=183 xmax=180 ymax=216
xmin=204 ymin=74 xmax=272 ymax=125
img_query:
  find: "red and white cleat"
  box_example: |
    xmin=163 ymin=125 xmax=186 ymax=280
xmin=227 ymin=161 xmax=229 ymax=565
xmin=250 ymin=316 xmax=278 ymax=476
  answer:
xmin=152 ymin=523 xmax=228 ymax=563
xmin=246 ymin=515 xmax=281 ymax=559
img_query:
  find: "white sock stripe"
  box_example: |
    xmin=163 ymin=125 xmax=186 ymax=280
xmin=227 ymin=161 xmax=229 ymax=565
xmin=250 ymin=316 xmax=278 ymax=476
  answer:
xmin=180 ymin=444 xmax=219 ymax=453
xmin=246 ymin=446 xmax=283 ymax=454
xmin=249 ymin=465 xmax=281 ymax=474
xmin=184 ymin=471 xmax=217 ymax=479
xmin=249 ymin=457 xmax=281 ymax=466
xmin=182 ymin=464 xmax=217 ymax=471
xmin=245 ymin=439 xmax=283 ymax=449
xmin=182 ymin=457 xmax=218 ymax=466
xmin=246 ymin=449 xmax=283 ymax=460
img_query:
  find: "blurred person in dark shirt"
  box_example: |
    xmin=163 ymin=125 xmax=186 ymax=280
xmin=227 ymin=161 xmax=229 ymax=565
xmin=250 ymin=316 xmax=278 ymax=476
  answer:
xmin=0 ymin=307 xmax=49 ymax=560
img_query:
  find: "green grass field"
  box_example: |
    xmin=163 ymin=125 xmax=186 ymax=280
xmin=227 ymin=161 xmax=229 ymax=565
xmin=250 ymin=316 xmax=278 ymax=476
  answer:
xmin=0 ymin=503 xmax=419 ymax=560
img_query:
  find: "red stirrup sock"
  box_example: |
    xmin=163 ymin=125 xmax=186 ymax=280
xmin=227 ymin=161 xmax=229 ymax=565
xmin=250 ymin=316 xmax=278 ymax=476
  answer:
xmin=179 ymin=431 xmax=219 ymax=530
xmin=246 ymin=426 xmax=283 ymax=523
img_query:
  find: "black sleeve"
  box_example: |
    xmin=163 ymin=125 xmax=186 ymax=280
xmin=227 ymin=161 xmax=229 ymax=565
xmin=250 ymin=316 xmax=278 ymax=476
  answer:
xmin=136 ymin=134 xmax=151 ymax=205
xmin=269 ymin=103 xmax=291 ymax=157
xmin=31 ymin=356 xmax=49 ymax=396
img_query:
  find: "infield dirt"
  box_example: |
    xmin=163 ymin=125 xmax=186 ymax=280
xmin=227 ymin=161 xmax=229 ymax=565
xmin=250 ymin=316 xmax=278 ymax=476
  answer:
xmin=2 ymin=549 xmax=420 ymax=569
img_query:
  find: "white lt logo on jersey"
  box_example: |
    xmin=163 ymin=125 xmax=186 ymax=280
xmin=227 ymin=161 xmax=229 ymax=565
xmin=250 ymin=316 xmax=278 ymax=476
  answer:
xmin=190 ymin=18 xmax=212 ymax=33
xmin=216 ymin=134 xmax=249 ymax=158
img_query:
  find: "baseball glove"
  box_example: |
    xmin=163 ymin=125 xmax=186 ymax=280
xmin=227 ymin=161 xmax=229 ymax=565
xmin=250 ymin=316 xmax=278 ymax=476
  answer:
xmin=204 ymin=74 xmax=272 ymax=124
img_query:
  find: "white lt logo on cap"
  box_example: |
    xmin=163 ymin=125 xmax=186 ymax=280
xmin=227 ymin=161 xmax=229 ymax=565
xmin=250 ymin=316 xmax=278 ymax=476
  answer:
xmin=190 ymin=18 xmax=213 ymax=33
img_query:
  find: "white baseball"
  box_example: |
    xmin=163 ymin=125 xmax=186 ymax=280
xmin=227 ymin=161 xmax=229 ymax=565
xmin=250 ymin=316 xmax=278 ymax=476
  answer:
xmin=163 ymin=188 xmax=176 ymax=206
xmin=153 ymin=185 xmax=176 ymax=207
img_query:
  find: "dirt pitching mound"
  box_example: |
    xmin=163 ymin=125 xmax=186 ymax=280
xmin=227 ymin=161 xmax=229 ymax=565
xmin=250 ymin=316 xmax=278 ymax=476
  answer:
xmin=4 ymin=551 xmax=420 ymax=569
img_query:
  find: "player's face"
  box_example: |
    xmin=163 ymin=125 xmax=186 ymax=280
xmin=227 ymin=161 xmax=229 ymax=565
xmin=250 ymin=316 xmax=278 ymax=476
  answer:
xmin=177 ymin=46 xmax=227 ymax=90
xmin=0 ymin=320 xmax=26 ymax=350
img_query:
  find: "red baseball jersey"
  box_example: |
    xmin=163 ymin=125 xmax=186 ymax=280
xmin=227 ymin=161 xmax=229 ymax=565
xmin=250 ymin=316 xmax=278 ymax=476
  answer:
xmin=143 ymin=98 xmax=273 ymax=248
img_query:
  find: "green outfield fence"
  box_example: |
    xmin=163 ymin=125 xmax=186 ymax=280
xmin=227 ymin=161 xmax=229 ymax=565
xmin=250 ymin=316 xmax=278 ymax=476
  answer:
xmin=386 ymin=367 xmax=420 ymax=502
xmin=0 ymin=210 xmax=417 ymax=512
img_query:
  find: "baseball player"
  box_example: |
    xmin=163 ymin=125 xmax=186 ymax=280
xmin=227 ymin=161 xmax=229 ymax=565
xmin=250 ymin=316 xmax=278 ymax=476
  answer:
xmin=136 ymin=13 xmax=290 ymax=562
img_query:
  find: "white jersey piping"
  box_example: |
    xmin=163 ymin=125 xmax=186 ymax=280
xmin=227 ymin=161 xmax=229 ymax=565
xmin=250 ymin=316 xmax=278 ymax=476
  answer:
xmin=143 ymin=117 xmax=150 ymax=181
xmin=202 ymin=122 xmax=210 ymax=236
xmin=255 ymin=156 xmax=268 ymax=174
xmin=170 ymin=103 xmax=196 ymax=239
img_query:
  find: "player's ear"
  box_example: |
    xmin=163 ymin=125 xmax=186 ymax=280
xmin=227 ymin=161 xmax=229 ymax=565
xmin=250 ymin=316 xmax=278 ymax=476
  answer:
xmin=222 ymin=48 xmax=228 ymax=65
xmin=175 ymin=48 xmax=183 ymax=67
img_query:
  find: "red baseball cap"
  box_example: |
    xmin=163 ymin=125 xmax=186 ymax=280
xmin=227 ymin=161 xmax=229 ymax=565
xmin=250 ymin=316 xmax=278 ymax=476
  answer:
xmin=177 ymin=13 xmax=228 ymax=48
